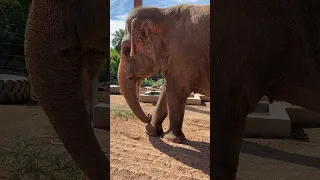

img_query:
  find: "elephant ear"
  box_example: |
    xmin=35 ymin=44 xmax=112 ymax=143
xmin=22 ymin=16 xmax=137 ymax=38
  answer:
xmin=130 ymin=17 xmax=161 ymax=58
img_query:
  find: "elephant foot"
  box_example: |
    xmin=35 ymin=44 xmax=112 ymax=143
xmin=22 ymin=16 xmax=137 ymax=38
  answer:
xmin=164 ymin=130 xmax=185 ymax=143
xmin=145 ymin=123 xmax=163 ymax=137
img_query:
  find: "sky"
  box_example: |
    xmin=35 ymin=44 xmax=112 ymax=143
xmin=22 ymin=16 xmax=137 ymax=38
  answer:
xmin=110 ymin=0 xmax=210 ymax=47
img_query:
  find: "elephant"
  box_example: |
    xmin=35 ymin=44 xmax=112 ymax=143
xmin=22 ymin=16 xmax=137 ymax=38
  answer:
xmin=117 ymin=4 xmax=210 ymax=143
xmin=212 ymin=0 xmax=320 ymax=179
xmin=24 ymin=0 xmax=109 ymax=179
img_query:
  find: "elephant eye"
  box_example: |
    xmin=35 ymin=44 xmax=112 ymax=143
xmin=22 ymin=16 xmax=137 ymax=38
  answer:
xmin=124 ymin=47 xmax=131 ymax=57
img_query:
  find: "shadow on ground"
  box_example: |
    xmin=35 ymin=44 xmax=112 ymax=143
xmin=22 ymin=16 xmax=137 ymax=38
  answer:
xmin=241 ymin=140 xmax=320 ymax=169
xmin=185 ymin=106 xmax=210 ymax=115
xmin=148 ymin=136 xmax=210 ymax=176
xmin=148 ymin=128 xmax=320 ymax=177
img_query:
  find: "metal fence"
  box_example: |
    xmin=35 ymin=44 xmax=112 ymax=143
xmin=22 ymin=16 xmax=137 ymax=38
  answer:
xmin=0 ymin=9 xmax=28 ymax=77
xmin=0 ymin=41 xmax=28 ymax=77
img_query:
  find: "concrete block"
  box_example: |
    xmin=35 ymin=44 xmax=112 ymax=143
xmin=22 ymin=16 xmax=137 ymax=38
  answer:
xmin=195 ymin=93 xmax=210 ymax=102
xmin=187 ymin=94 xmax=202 ymax=105
xmin=139 ymin=94 xmax=159 ymax=103
xmin=250 ymin=101 xmax=270 ymax=115
xmin=139 ymin=91 xmax=201 ymax=105
xmin=92 ymin=103 xmax=110 ymax=130
xmin=244 ymin=101 xmax=291 ymax=138
xmin=261 ymin=101 xmax=320 ymax=126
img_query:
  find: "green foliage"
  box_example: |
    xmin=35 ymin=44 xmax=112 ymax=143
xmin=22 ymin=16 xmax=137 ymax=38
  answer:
xmin=142 ymin=78 xmax=153 ymax=87
xmin=110 ymin=29 xmax=125 ymax=84
xmin=152 ymin=78 xmax=164 ymax=86
xmin=0 ymin=0 xmax=22 ymax=31
xmin=0 ymin=0 xmax=29 ymax=40
xmin=0 ymin=0 xmax=30 ymax=68
xmin=98 ymin=59 xmax=108 ymax=82
xmin=110 ymin=105 xmax=136 ymax=120
xmin=110 ymin=48 xmax=120 ymax=83
xmin=111 ymin=29 xmax=124 ymax=54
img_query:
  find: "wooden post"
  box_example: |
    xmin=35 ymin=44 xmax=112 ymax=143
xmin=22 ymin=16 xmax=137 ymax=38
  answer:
xmin=134 ymin=0 xmax=142 ymax=8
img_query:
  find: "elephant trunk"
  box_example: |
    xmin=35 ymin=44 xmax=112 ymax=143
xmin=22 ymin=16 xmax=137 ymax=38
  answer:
xmin=25 ymin=59 xmax=109 ymax=180
xmin=118 ymin=61 xmax=151 ymax=123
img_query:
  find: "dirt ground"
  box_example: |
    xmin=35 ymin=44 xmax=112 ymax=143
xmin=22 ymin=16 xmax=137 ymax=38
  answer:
xmin=0 ymin=104 xmax=109 ymax=180
xmin=110 ymin=95 xmax=210 ymax=180
xmin=1 ymin=95 xmax=320 ymax=179
xmin=110 ymin=95 xmax=320 ymax=180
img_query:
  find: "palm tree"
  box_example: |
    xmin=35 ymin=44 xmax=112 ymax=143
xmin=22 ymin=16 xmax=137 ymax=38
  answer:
xmin=112 ymin=29 xmax=125 ymax=54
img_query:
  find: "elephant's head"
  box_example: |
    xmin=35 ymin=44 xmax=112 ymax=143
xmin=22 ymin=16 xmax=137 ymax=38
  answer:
xmin=118 ymin=7 xmax=167 ymax=123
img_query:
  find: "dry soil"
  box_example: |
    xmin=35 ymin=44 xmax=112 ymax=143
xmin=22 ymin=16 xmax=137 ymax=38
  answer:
xmin=110 ymin=95 xmax=320 ymax=180
xmin=1 ymin=96 xmax=320 ymax=180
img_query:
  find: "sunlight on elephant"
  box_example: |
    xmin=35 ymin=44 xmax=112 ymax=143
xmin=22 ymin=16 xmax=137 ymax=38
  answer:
xmin=117 ymin=4 xmax=210 ymax=143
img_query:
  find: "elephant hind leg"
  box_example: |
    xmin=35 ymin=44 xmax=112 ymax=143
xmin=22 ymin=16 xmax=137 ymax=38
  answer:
xmin=211 ymin=84 xmax=263 ymax=180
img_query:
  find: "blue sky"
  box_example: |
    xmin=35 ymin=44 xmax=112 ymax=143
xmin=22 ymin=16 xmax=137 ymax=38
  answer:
xmin=110 ymin=0 xmax=210 ymax=47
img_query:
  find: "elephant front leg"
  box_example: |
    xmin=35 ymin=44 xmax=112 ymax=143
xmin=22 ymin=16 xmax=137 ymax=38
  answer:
xmin=146 ymin=84 xmax=168 ymax=136
xmin=163 ymin=89 xmax=187 ymax=143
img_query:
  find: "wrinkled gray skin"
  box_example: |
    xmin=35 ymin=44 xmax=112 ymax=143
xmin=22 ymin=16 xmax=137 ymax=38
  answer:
xmin=212 ymin=0 xmax=320 ymax=179
xmin=118 ymin=4 xmax=210 ymax=143
xmin=24 ymin=0 xmax=109 ymax=179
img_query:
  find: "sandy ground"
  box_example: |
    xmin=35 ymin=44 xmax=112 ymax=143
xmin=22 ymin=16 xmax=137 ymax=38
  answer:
xmin=1 ymin=96 xmax=320 ymax=179
xmin=110 ymin=95 xmax=210 ymax=180
xmin=110 ymin=95 xmax=320 ymax=180
xmin=0 ymin=105 xmax=109 ymax=180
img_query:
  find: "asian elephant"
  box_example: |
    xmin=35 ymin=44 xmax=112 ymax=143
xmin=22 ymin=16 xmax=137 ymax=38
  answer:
xmin=24 ymin=0 xmax=109 ymax=179
xmin=117 ymin=4 xmax=210 ymax=143
xmin=212 ymin=0 xmax=320 ymax=179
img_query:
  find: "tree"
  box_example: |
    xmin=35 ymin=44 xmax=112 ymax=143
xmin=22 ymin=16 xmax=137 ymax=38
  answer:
xmin=98 ymin=58 xmax=109 ymax=82
xmin=110 ymin=48 xmax=120 ymax=83
xmin=111 ymin=29 xmax=124 ymax=54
